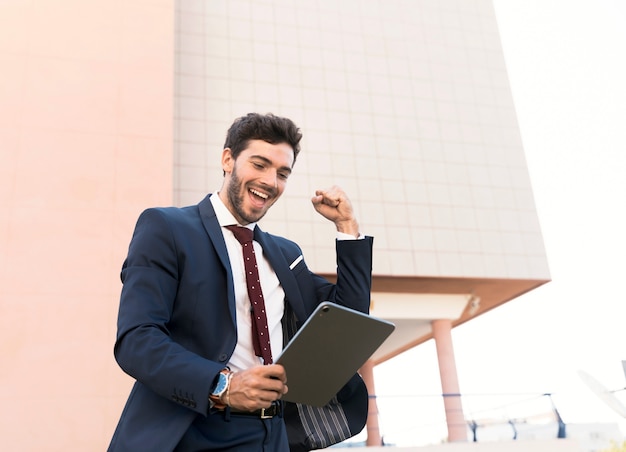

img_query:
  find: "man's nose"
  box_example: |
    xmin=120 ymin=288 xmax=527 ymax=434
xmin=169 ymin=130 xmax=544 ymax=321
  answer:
xmin=260 ymin=169 xmax=278 ymax=188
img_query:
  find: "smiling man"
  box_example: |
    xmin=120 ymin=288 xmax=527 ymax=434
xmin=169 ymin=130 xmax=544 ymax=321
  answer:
xmin=221 ymin=139 xmax=293 ymax=225
xmin=108 ymin=113 xmax=374 ymax=452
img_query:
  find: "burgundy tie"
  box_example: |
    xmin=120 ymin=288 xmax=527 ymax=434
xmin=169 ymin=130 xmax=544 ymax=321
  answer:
xmin=226 ymin=225 xmax=273 ymax=365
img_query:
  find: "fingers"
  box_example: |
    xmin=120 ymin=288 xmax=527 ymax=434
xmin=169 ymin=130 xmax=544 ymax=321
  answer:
xmin=311 ymin=186 xmax=350 ymax=216
xmin=227 ymin=365 xmax=288 ymax=411
xmin=312 ymin=187 xmax=342 ymax=207
xmin=311 ymin=186 xmax=359 ymax=236
xmin=265 ymin=363 xmax=288 ymax=384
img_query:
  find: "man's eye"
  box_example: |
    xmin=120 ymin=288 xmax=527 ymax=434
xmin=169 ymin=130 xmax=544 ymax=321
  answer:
xmin=252 ymin=162 xmax=264 ymax=169
xmin=278 ymin=172 xmax=290 ymax=180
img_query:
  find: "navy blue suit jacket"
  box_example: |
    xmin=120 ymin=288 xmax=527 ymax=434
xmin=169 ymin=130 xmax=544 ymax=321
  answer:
xmin=108 ymin=194 xmax=374 ymax=451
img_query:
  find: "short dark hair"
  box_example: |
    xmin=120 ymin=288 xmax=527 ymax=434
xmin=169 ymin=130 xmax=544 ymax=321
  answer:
xmin=223 ymin=113 xmax=302 ymax=164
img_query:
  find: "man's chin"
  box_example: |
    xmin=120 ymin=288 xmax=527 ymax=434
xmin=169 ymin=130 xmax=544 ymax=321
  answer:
xmin=238 ymin=209 xmax=267 ymax=225
xmin=243 ymin=201 xmax=274 ymax=222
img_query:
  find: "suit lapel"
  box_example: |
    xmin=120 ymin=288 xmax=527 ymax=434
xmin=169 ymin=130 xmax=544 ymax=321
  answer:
xmin=196 ymin=194 xmax=306 ymax=331
xmin=197 ymin=194 xmax=237 ymax=323
xmin=253 ymin=226 xmax=307 ymax=324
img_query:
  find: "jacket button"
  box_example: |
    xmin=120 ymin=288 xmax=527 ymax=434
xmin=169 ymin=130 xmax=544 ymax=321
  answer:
xmin=218 ymin=354 xmax=228 ymax=362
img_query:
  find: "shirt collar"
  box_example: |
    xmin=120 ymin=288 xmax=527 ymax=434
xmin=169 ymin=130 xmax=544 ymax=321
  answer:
xmin=210 ymin=192 xmax=256 ymax=231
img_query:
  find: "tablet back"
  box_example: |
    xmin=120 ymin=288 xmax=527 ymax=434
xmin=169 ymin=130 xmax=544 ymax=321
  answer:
xmin=276 ymin=302 xmax=395 ymax=406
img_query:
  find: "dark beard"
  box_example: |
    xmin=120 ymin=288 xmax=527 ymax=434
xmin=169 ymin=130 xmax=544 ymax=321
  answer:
xmin=226 ymin=165 xmax=272 ymax=224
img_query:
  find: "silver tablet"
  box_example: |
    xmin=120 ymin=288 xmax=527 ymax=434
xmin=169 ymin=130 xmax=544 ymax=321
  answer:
xmin=276 ymin=302 xmax=395 ymax=406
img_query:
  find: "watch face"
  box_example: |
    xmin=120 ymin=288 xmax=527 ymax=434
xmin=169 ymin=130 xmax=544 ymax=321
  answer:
xmin=212 ymin=372 xmax=228 ymax=396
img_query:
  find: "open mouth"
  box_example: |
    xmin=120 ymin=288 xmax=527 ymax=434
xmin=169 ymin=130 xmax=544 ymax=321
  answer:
xmin=248 ymin=187 xmax=271 ymax=209
xmin=250 ymin=188 xmax=269 ymax=200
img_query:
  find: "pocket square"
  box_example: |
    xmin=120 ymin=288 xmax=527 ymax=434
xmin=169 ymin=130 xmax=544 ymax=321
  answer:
xmin=289 ymin=255 xmax=303 ymax=270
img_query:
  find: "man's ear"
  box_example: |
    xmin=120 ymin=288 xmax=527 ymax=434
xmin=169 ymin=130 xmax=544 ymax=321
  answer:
xmin=221 ymin=148 xmax=234 ymax=174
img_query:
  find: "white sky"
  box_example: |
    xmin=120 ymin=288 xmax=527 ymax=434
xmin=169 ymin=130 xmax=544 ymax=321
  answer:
xmin=373 ymin=0 xmax=626 ymax=446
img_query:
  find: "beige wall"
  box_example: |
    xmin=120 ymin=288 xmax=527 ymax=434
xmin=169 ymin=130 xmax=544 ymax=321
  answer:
xmin=0 ymin=1 xmax=174 ymax=450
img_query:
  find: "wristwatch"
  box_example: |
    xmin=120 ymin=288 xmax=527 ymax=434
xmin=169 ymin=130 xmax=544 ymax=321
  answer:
xmin=209 ymin=368 xmax=231 ymax=408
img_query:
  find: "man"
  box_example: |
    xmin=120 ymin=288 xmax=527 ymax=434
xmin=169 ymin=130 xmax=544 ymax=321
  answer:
xmin=108 ymin=113 xmax=373 ymax=451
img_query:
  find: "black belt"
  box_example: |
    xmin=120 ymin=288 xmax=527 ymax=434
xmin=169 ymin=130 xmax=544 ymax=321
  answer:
xmin=230 ymin=402 xmax=282 ymax=419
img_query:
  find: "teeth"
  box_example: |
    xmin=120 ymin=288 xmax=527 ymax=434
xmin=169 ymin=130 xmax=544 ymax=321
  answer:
xmin=250 ymin=188 xmax=268 ymax=199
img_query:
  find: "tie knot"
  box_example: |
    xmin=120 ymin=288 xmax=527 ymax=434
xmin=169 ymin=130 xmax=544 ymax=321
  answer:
xmin=226 ymin=225 xmax=254 ymax=245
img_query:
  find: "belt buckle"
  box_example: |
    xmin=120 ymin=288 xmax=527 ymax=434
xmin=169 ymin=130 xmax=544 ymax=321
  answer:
xmin=260 ymin=407 xmax=272 ymax=419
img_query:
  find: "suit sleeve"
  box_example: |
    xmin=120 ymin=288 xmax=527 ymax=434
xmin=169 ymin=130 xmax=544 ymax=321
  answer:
xmin=312 ymin=236 xmax=374 ymax=314
xmin=114 ymin=208 xmax=222 ymax=416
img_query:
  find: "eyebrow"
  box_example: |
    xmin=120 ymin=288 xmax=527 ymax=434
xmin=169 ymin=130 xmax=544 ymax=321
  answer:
xmin=250 ymin=155 xmax=293 ymax=174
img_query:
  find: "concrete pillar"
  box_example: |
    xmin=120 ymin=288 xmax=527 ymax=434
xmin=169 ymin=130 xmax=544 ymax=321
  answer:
xmin=432 ymin=319 xmax=467 ymax=442
xmin=360 ymin=360 xmax=383 ymax=446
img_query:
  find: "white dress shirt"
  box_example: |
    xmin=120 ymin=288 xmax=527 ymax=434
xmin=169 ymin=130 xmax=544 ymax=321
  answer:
xmin=210 ymin=193 xmax=285 ymax=371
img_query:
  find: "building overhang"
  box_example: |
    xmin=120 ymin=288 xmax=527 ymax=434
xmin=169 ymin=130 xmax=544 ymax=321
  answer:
xmin=319 ymin=274 xmax=550 ymax=365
